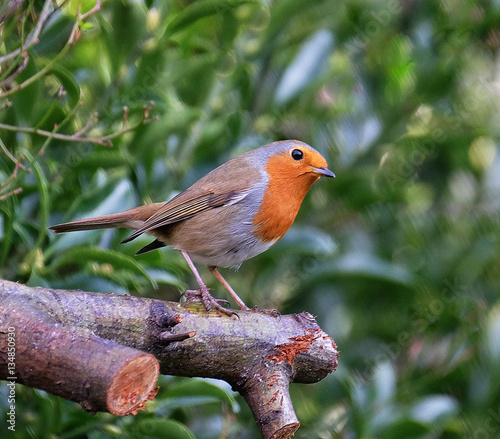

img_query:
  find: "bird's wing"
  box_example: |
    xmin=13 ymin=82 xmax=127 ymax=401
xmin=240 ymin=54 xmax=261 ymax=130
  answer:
xmin=121 ymin=186 xmax=250 ymax=243
xmin=122 ymin=154 xmax=261 ymax=243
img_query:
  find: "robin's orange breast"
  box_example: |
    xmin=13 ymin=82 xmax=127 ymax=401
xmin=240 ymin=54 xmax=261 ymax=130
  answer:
xmin=252 ymin=152 xmax=324 ymax=243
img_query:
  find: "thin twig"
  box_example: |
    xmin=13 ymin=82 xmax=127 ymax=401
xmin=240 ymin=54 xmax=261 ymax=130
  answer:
xmin=0 ymin=158 xmax=24 ymax=201
xmin=0 ymin=187 xmax=23 ymax=201
xmin=37 ymin=100 xmax=84 ymax=156
xmin=0 ymin=0 xmax=25 ymax=22
xmin=0 ymin=0 xmax=53 ymax=64
xmin=0 ymin=103 xmax=157 ymax=147
xmin=79 ymin=0 xmax=101 ymax=20
xmin=0 ymin=122 xmax=110 ymax=145
xmin=0 ymin=138 xmax=24 ymax=167
xmin=72 ymin=112 xmax=99 ymax=138
xmin=0 ymin=54 xmax=29 ymax=86
xmin=67 ymin=1 xmax=102 ymax=46
xmin=0 ymin=1 xmax=102 ymax=99
xmin=50 ymin=100 xmax=82 ymax=132
xmin=34 ymin=86 xmax=66 ymax=130
xmin=1 ymin=44 xmax=67 ymax=99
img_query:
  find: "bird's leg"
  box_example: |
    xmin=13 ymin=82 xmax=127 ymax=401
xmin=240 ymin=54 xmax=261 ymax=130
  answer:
xmin=210 ymin=267 xmax=281 ymax=318
xmin=208 ymin=266 xmax=251 ymax=311
xmin=180 ymin=251 xmax=236 ymax=316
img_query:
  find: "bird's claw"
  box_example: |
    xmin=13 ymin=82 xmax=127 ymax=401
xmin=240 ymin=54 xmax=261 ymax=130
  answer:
xmin=181 ymin=289 xmax=228 ymax=304
xmin=181 ymin=289 xmax=237 ymax=318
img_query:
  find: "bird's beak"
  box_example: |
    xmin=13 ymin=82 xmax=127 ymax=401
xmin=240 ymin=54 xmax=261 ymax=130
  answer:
xmin=312 ymin=166 xmax=336 ymax=178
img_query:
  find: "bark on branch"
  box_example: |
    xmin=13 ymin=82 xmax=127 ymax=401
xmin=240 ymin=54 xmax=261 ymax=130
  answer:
xmin=0 ymin=279 xmax=338 ymax=439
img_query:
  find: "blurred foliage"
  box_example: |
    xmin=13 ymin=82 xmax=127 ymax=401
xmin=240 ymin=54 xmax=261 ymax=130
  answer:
xmin=1 ymin=0 xmax=500 ymax=438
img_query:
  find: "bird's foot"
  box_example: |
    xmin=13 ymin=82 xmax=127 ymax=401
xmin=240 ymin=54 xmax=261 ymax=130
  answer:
xmin=182 ymin=289 xmax=238 ymax=317
xmin=182 ymin=289 xmax=229 ymax=304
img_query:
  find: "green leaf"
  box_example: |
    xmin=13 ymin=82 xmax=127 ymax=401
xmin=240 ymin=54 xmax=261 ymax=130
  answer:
xmin=128 ymin=418 xmax=195 ymax=439
xmin=50 ymin=273 xmax=129 ymax=295
xmin=30 ymin=158 xmax=50 ymax=247
xmin=35 ymin=14 xmax=74 ymax=54
xmin=51 ymin=64 xmax=81 ymax=108
xmin=380 ymin=419 xmax=430 ymax=439
xmin=274 ymin=29 xmax=333 ymax=106
xmin=10 ymin=49 xmax=42 ymax=120
xmin=53 ymin=246 xmax=156 ymax=287
xmin=263 ymin=0 xmax=329 ymax=48
xmin=278 ymin=226 xmax=337 ymax=255
xmin=485 ymin=302 xmax=500 ymax=365
xmin=165 ymin=0 xmax=257 ymax=36
xmin=312 ymin=252 xmax=413 ymax=286
xmin=34 ymin=389 xmax=63 ymax=435
xmin=71 ymin=150 xmax=135 ymax=171
xmin=0 ymin=198 xmax=15 ymax=266
xmin=109 ymin=1 xmax=147 ymax=73
xmin=163 ymin=378 xmax=239 ymax=412
xmin=27 ymin=270 xmax=51 ymax=288
xmin=47 ymin=177 xmax=136 ymax=255
xmin=146 ymin=268 xmax=184 ymax=288
xmin=372 ymin=362 xmax=396 ymax=405
xmin=409 ymin=395 xmax=458 ymax=425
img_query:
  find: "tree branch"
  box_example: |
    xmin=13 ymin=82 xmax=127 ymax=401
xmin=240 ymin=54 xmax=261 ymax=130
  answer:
xmin=0 ymin=279 xmax=338 ymax=439
xmin=0 ymin=102 xmax=157 ymax=146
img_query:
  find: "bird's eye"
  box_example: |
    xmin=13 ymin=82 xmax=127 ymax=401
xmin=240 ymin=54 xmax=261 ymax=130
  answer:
xmin=291 ymin=149 xmax=303 ymax=161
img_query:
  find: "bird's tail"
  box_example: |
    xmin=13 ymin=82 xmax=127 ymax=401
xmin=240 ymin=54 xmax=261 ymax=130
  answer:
xmin=49 ymin=203 xmax=164 ymax=235
xmin=49 ymin=213 xmax=130 ymax=233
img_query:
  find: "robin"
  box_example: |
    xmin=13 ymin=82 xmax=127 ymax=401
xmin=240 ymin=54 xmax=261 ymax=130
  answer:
xmin=49 ymin=140 xmax=335 ymax=315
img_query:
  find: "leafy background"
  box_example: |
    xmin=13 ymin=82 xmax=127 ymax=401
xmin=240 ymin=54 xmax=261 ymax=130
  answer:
xmin=1 ymin=0 xmax=500 ymax=438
